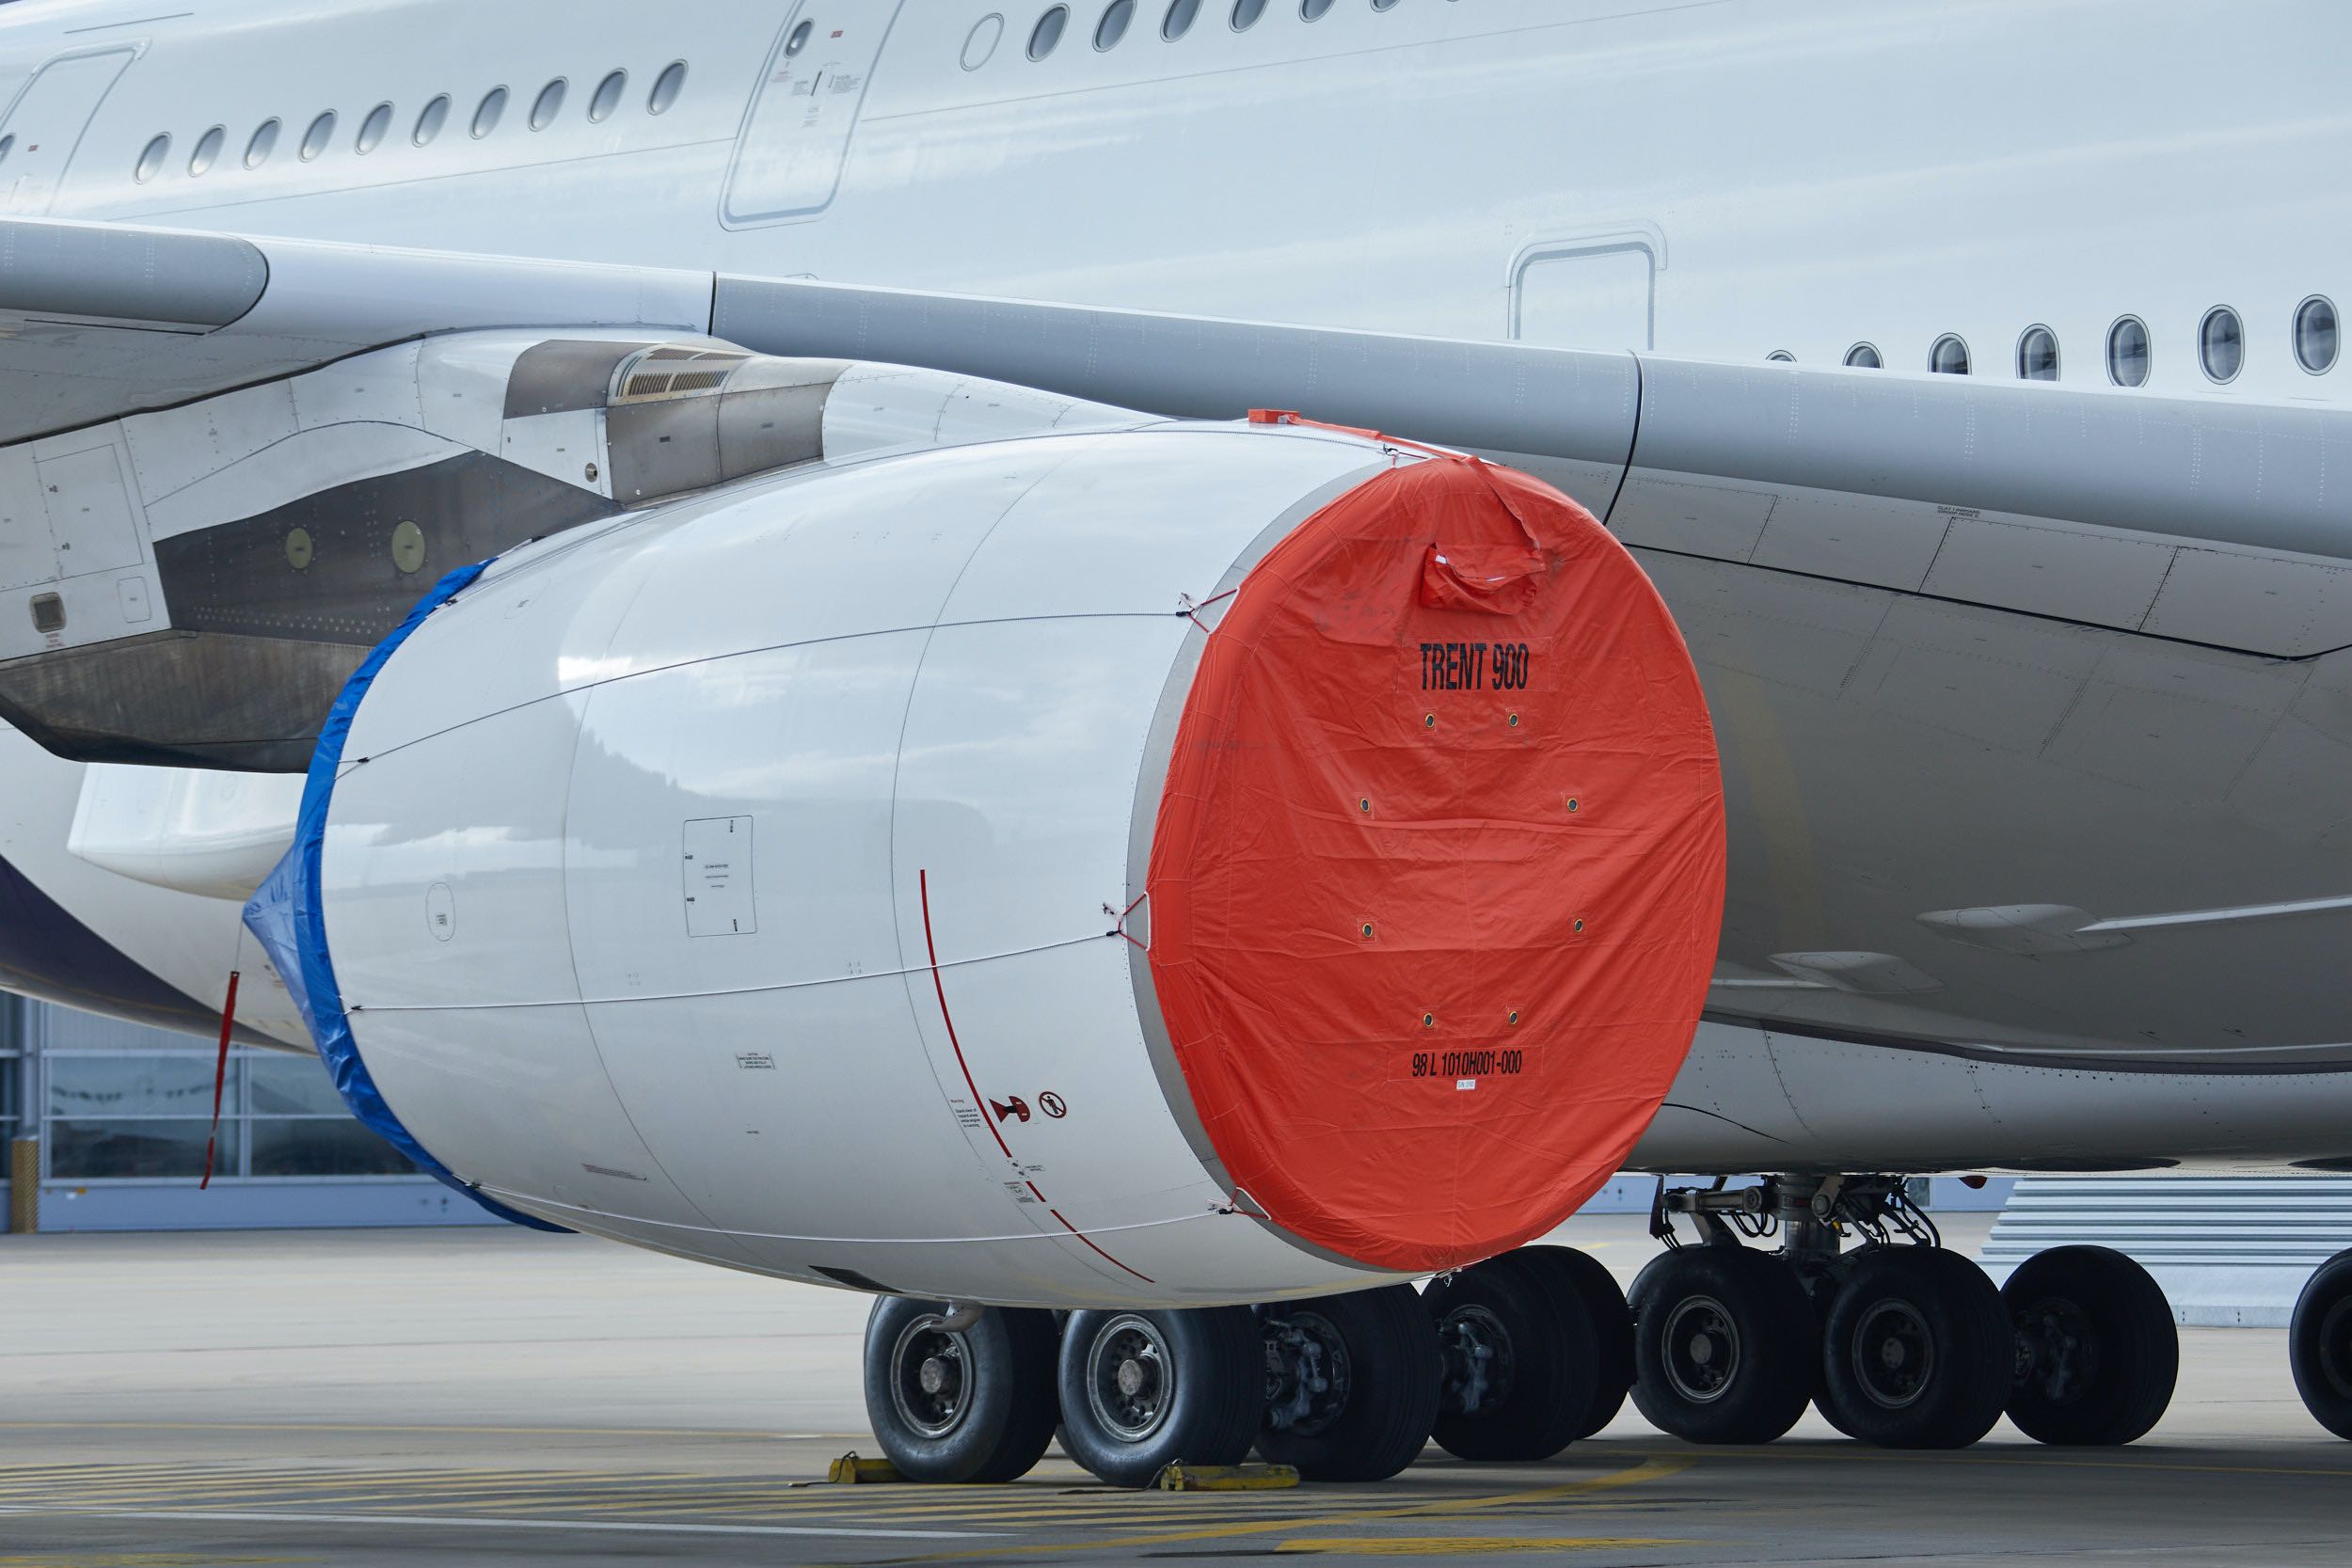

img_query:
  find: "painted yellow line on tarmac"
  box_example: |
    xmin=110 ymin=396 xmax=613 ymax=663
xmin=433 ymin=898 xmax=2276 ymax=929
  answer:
xmin=1589 ymin=1442 xmax=2352 ymax=1482
xmin=0 ymin=1505 xmax=1000 ymax=1543
xmin=0 ymin=1420 xmax=807 ymax=1440
xmin=1276 ymin=1539 xmax=1684 ymax=1556
xmin=855 ymin=1455 xmax=1695 ymax=1564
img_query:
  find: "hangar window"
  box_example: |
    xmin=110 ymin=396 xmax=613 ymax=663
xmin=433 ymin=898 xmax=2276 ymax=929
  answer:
xmin=471 ymin=87 xmax=508 ymax=139
xmin=2016 ymin=324 xmax=2059 ymax=381
xmin=2106 ymin=315 xmax=2150 ymax=387
xmin=1097 ymin=0 xmax=1136 ymax=48
xmin=1232 ymin=0 xmax=1268 ymax=29
xmin=2199 ymin=305 xmax=2243 ymax=384
xmin=589 ymin=70 xmax=627 ymax=122
xmin=1844 ymin=341 xmax=1882 ymax=368
xmin=530 ymin=78 xmax=565 ymax=131
xmin=1164 ymin=0 xmax=1201 ymax=37
xmin=134 ymin=133 xmax=169 ymax=182
xmin=356 ymin=103 xmax=393 ymax=153
xmin=648 ymin=60 xmax=688 ymax=114
xmin=244 ymin=119 xmax=280 ymax=169
xmin=300 ymin=111 xmax=336 ymax=161
xmin=1302 ymin=0 xmax=1336 ymax=18
xmin=786 ymin=19 xmax=817 ymax=57
xmin=2295 ymin=294 xmax=2338 ymax=374
xmin=413 ymin=94 xmax=451 ymax=145
xmin=1929 ymin=334 xmax=1970 ymax=374
xmin=1766 ymin=349 xmax=1795 ymax=363
xmin=1030 ymin=7 xmax=1070 ymax=57
xmin=188 ymin=125 xmax=225 ymax=175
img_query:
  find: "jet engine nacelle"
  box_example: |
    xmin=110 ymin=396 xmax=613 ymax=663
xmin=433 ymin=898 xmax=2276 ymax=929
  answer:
xmin=269 ymin=416 xmax=1726 ymax=1307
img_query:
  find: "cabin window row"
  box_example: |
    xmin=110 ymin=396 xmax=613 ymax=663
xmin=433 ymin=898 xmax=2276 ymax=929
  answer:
xmin=1802 ymin=301 xmax=2339 ymax=385
xmin=1025 ymin=0 xmax=1422 ymax=61
xmin=132 ymin=62 xmax=689 ymax=182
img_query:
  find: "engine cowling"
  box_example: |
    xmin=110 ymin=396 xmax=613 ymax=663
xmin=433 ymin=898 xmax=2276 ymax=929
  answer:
xmin=253 ymin=415 xmax=1724 ymax=1307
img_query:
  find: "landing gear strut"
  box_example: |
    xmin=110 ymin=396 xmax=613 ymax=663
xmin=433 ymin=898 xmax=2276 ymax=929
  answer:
xmin=1632 ymin=1174 xmax=2183 ymax=1451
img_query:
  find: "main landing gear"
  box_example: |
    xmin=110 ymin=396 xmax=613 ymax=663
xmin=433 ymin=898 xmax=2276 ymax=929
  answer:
xmin=859 ymin=1246 xmax=1636 ymax=1487
xmin=2291 ymin=1247 xmax=2352 ymax=1440
xmin=1631 ymin=1176 xmax=2182 ymax=1450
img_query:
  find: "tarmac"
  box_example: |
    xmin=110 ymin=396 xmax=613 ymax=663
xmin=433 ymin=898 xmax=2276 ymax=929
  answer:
xmin=3 ymin=1213 xmax=2348 ymax=1566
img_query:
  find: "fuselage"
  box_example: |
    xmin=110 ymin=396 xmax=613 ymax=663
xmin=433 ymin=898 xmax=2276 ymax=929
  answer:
xmin=2 ymin=0 xmax=2348 ymax=1178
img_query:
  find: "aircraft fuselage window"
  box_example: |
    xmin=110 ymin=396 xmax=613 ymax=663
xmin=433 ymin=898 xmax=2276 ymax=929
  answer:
xmin=1031 ymin=6 xmax=1071 ymax=58
xmin=2199 ymin=305 xmax=2243 ymax=383
xmin=1303 ymin=0 xmax=1337 ymax=18
xmin=1766 ymin=349 xmax=1794 ymax=362
xmin=647 ymin=61 xmax=687 ymax=115
xmin=2017 ymin=324 xmax=2059 ymax=381
xmin=244 ymin=119 xmax=280 ymax=169
xmin=1375 ymin=0 xmax=1401 ymax=9
xmin=188 ymin=125 xmax=224 ymax=175
xmin=472 ymin=87 xmax=508 ymax=139
xmin=1165 ymin=0 xmax=1202 ymax=39
xmin=530 ymin=79 xmax=565 ymax=132
xmin=589 ymin=71 xmax=627 ymax=123
xmin=2106 ymin=315 xmax=2150 ymax=386
xmin=786 ymin=19 xmax=817 ymax=57
xmin=300 ymin=111 xmax=336 ymax=162
xmin=0 ymin=135 xmax=13 ymax=166
xmin=135 ymin=133 xmax=169 ymax=182
xmin=1232 ymin=0 xmax=1268 ymax=30
xmin=356 ymin=103 xmax=393 ymax=153
xmin=1929 ymin=334 xmax=1970 ymax=374
xmin=414 ymin=94 xmax=452 ymax=145
xmin=1098 ymin=0 xmax=1136 ymax=50
xmin=1844 ymin=342 xmax=1882 ymax=368
xmin=2296 ymin=295 xmax=2339 ymax=373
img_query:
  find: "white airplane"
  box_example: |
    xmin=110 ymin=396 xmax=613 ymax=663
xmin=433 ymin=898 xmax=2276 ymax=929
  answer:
xmin=2 ymin=0 xmax=2349 ymax=1486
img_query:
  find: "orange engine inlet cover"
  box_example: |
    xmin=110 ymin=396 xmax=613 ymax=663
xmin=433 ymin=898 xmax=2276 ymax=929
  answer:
xmin=1143 ymin=451 xmax=1725 ymax=1273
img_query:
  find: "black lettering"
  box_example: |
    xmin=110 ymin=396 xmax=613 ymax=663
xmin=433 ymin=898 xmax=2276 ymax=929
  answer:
xmin=1472 ymin=643 xmax=1487 ymax=689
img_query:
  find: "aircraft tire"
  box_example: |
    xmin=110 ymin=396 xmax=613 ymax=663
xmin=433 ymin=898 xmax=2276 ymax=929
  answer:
xmin=2290 ymin=1248 xmax=2352 ymax=1440
xmin=1629 ymin=1244 xmax=1817 ymax=1444
xmin=1258 ymin=1285 xmax=1442 ymax=1481
xmin=1057 ymin=1306 xmax=1262 ymax=1487
xmin=1514 ymin=1244 xmax=1637 ymax=1438
xmin=1421 ymin=1253 xmax=1596 ymax=1463
xmin=2004 ymin=1244 xmax=2179 ymax=1446
xmin=862 ymin=1298 xmax=1061 ymax=1483
xmin=1819 ymin=1246 xmax=2010 ymax=1449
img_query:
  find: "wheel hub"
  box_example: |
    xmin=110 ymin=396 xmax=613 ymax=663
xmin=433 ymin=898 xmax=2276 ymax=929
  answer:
xmin=1851 ymin=1297 xmax=1934 ymax=1410
xmin=1087 ymin=1315 xmax=1176 ymax=1443
xmin=1434 ymin=1303 xmax=1517 ymax=1418
xmin=2015 ymin=1294 xmax=2101 ymax=1403
xmin=1262 ymin=1309 xmax=1354 ymax=1435
xmin=1661 ymin=1293 xmax=1740 ymax=1404
xmin=888 ymin=1318 xmax=973 ymax=1440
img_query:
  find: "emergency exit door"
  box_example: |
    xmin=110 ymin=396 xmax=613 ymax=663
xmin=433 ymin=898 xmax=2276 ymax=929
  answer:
xmin=0 ymin=47 xmax=136 ymax=215
xmin=722 ymin=3 xmax=902 ymax=228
